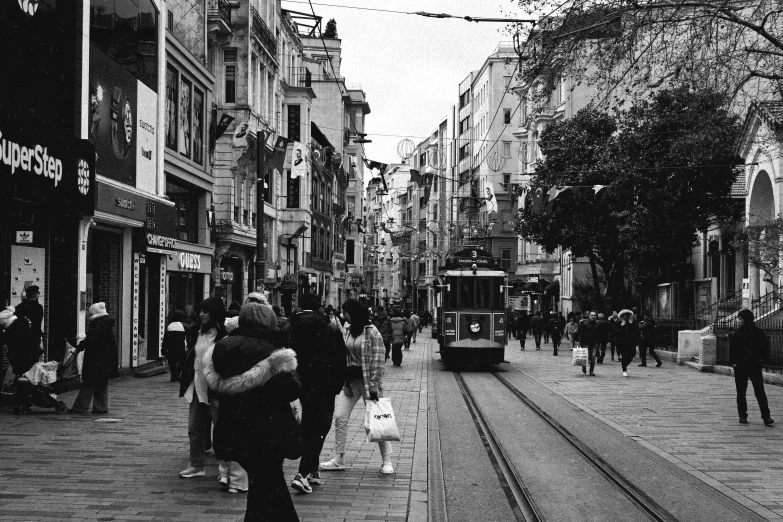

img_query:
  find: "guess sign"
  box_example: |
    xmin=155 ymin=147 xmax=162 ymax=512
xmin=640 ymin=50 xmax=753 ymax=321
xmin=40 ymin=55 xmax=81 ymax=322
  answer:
xmin=179 ymin=253 xmax=201 ymax=270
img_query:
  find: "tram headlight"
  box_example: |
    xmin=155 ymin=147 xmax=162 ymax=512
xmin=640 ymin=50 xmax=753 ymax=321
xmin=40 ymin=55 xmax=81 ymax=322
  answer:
xmin=469 ymin=320 xmax=481 ymax=333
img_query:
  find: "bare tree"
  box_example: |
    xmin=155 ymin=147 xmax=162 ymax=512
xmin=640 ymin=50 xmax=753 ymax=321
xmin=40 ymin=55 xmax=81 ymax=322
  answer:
xmin=510 ymin=0 xmax=783 ymax=110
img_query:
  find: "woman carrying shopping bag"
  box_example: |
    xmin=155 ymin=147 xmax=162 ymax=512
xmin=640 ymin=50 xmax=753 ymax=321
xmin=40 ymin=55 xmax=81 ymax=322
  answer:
xmin=320 ymin=298 xmax=395 ymax=474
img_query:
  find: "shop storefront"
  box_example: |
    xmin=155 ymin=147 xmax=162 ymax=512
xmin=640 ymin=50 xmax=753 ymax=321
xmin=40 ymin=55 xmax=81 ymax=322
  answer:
xmin=167 ymin=247 xmax=212 ymax=322
xmin=1 ymin=1 xmax=96 ymax=362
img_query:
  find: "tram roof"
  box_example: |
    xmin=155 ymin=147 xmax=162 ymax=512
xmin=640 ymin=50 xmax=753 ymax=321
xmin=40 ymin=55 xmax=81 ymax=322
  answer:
xmin=444 ymin=270 xmax=507 ymax=277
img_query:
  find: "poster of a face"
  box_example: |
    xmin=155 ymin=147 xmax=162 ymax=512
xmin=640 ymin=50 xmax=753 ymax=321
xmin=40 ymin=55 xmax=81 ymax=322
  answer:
xmin=165 ymin=67 xmax=178 ymax=150
xmin=290 ymin=141 xmax=307 ymax=179
xmin=192 ymin=88 xmax=204 ymax=165
xmin=179 ymin=76 xmax=191 ymax=158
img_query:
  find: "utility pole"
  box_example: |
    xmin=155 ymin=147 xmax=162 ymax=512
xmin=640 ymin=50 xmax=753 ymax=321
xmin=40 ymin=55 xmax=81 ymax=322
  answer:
xmin=255 ymin=130 xmax=266 ymax=293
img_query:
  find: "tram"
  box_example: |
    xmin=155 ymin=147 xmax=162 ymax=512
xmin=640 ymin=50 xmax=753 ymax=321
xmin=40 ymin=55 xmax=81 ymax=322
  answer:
xmin=435 ymin=248 xmax=508 ymax=365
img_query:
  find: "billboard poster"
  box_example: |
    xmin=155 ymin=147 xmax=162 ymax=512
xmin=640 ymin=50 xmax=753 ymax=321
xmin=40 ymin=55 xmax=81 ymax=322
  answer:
xmin=89 ymin=44 xmax=137 ymax=186
xmin=179 ymin=76 xmax=192 ymax=159
xmin=193 ymin=88 xmax=204 ymax=165
xmin=165 ymin=66 xmax=178 ymax=151
xmin=136 ymin=80 xmax=158 ymax=194
xmin=290 ymin=141 xmax=307 ymax=179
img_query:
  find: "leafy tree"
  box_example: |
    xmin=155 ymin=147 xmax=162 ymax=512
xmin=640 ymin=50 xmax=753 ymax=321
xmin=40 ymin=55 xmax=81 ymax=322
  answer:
xmin=510 ymin=0 xmax=783 ymax=108
xmin=323 ymin=19 xmax=338 ymax=38
xmin=515 ymin=87 xmax=742 ymax=308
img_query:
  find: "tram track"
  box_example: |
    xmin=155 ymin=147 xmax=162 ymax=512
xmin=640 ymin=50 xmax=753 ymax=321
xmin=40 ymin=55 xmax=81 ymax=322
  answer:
xmin=454 ymin=369 xmax=681 ymax=522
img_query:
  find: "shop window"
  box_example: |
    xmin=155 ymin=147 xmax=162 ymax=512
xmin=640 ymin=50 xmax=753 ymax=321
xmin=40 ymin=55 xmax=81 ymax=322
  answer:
xmin=90 ymin=0 xmax=159 ymax=90
xmin=165 ymin=66 xmax=178 ymax=151
xmin=166 ymin=178 xmax=199 ymax=243
xmin=192 ymin=87 xmax=204 ymax=165
xmin=179 ymin=76 xmax=192 ymax=159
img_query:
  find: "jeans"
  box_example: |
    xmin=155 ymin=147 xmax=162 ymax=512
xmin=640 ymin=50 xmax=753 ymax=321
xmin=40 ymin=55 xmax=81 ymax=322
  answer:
xmin=298 ymin=394 xmax=336 ymax=476
xmin=584 ymin=343 xmax=596 ymax=374
xmin=71 ymin=378 xmax=109 ymax=413
xmin=597 ymin=342 xmax=607 ymax=361
xmin=188 ymin=399 xmax=214 ymax=468
xmin=392 ymin=343 xmax=403 ymax=366
xmin=404 ymin=334 xmax=412 ymax=349
xmin=242 ymin=456 xmax=299 ymax=522
xmin=332 ymin=378 xmax=392 ymax=458
xmin=383 ymin=339 xmax=391 ymax=361
xmin=734 ymin=364 xmax=771 ymax=419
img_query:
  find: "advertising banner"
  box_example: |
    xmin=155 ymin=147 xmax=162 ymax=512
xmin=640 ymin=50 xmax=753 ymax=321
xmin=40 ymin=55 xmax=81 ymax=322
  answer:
xmin=136 ymin=80 xmax=158 ymax=194
xmin=89 ymin=44 xmax=138 ymax=186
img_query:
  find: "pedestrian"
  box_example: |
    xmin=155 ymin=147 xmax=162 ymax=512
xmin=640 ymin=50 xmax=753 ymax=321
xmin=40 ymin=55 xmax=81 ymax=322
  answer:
xmin=228 ymin=301 xmax=242 ymax=317
xmin=557 ymin=312 xmax=566 ymax=338
xmin=638 ymin=314 xmax=662 ymax=367
xmin=543 ymin=312 xmax=551 ymax=344
xmin=224 ymin=292 xmax=269 ymax=333
xmin=15 ymin=285 xmax=44 ymax=357
xmin=595 ymin=313 xmax=609 ymax=364
xmin=203 ymin=302 xmax=302 ymax=521
xmin=565 ymin=316 xmax=579 ymax=351
xmin=389 ymin=310 xmax=407 ymax=366
xmin=607 ymin=311 xmax=619 ymax=361
xmin=69 ymin=303 xmax=116 ymax=414
xmin=530 ymin=311 xmax=544 ymax=350
xmin=1 ymin=306 xmax=38 ymax=412
xmin=163 ymin=310 xmax=189 ymax=382
xmin=418 ymin=310 xmax=425 ymax=333
xmin=287 ymin=294 xmax=347 ymax=494
xmin=729 ymin=309 xmax=774 ymax=426
xmin=371 ymin=306 xmax=392 ymax=361
xmin=575 ymin=311 xmax=599 ymax=376
xmin=320 ymin=298 xmax=394 ymax=474
xmin=519 ymin=310 xmax=530 ymax=341
xmin=548 ymin=312 xmax=561 ymax=356
xmin=325 ymin=305 xmax=342 ymax=328
xmin=179 ymin=297 xmax=229 ymax=480
xmin=507 ymin=309 xmax=516 ymax=340
xmin=615 ymin=309 xmax=638 ymax=377
xmin=408 ymin=311 xmax=420 ymax=345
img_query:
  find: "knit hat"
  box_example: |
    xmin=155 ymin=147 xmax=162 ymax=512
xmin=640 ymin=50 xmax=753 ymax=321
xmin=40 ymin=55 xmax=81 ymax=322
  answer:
xmin=199 ymin=296 xmax=226 ymax=325
xmin=228 ymin=300 xmax=242 ymax=312
xmin=238 ymin=303 xmax=278 ymax=332
xmin=737 ymin=308 xmax=754 ymax=324
xmin=89 ymin=302 xmax=108 ymax=321
xmin=0 ymin=309 xmax=15 ymax=327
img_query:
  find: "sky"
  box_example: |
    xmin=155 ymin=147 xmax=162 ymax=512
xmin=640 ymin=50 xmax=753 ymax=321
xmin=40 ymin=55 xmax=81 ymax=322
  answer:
xmin=281 ymin=0 xmax=524 ymax=174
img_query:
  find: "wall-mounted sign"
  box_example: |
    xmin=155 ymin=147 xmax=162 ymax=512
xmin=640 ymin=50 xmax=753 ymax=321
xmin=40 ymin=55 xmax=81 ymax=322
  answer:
xmin=220 ymin=271 xmax=234 ymax=282
xmin=15 ymin=231 xmax=33 ymax=244
xmin=166 ymin=249 xmax=211 ymax=274
xmin=179 ymin=253 xmax=201 ymax=271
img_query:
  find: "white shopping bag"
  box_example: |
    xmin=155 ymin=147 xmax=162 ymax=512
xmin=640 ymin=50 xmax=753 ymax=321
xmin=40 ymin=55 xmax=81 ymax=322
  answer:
xmin=364 ymin=398 xmax=401 ymax=443
xmin=572 ymin=344 xmax=588 ymax=367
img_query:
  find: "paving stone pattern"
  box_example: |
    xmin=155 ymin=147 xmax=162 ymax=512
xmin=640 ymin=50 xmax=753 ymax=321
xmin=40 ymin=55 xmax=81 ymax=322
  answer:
xmin=0 ymin=338 xmax=430 ymax=522
xmin=506 ymin=340 xmax=783 ymax=521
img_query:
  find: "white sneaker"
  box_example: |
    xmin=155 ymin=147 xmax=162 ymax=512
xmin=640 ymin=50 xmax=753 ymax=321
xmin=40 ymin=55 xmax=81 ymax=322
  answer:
xmin=380 ymin=463 xmax=394 ymax=474
xmin=179 ymin=466 xmax=205 ymax=478
xmin=319 ymin=459 xmax=346 ymax=471
xmin=290 ymin=473 xmax=312 ymax=494
xmin=623 ymin=371 xmax=628 ymax=377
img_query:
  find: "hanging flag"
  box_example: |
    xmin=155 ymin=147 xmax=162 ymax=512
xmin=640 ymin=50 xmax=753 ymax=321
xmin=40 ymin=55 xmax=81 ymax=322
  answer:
xmin=267 ymin=136 xmax=292 ymax=175
xmin=409 ymin=169 xmax=422 ymax=186
xmin=593 ymin=185 xmax=606 ymax=194
xmin=210 ymin=112 xmax=234 ymax=153
xmin=518 ymin=185 xmax=529 ymax=210
xmin=531 ymin=186 xmax=547 ymax=215
xmin=547 ymin=186 xmax=570 ymax=201
xmin=290 ymin=141 xmax=307 ymax=179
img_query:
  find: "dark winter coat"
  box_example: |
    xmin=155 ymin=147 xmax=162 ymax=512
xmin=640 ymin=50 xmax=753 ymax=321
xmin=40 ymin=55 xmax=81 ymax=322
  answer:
xmin=595 ymin=318 xmax=609 ymax=343
xmin=15 ymin=300 xmax=43 ymax=342
xmin=614 ymin=321 xmax=639 ymax=357
xmin=608 ymin=318 xmax=618 ymax=342
xmin=575 ymin=320 xmax=600 ymax=346
xmin=530 ymin=315 xmax=544 ymax=333
xmin=557 ymin=315 xmax=567 ymax=335
xmin=639 ymin=318 xmax=658 ymax=345
xmin=4 ymin=318 xmax=38 ymax=375
xmin=729 ymin=324 xmax=769 ymax=366
xmin=77 ymin=316 xmax=117 ymax=381
xmin=287 ymin=311 xmax=347 ymax=397
xmin=372 ymin=311 xmax=392 ymax=342
xmin=547 ymin=318 xmax=561 ymax=339
xmin=519 ymin=314 xmax=531 ymax=331
xmin=204 ymin=329 xmax=301 ymax=464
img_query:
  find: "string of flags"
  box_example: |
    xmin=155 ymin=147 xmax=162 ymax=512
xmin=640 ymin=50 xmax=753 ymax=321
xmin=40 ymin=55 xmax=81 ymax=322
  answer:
xmin=518 ymin=184 xmax=607 ymax=215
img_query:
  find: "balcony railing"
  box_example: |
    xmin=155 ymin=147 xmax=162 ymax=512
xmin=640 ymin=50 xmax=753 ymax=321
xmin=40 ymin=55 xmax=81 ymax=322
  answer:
xmin=251 ymin=6 xmax=277 ymax=59
xmin=207 ymin=0 xmax=232 ymax=34
xmin=286 ymin=67 xmax=311 ymax=88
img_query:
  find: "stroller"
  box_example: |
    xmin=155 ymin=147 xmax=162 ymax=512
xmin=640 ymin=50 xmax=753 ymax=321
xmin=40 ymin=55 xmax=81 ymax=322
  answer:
xmin=12 ymin=348 xmax=78 ymax=415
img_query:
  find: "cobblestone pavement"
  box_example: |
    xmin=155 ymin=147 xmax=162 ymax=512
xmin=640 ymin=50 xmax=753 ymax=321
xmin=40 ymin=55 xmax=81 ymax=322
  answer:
xmin=505 ymin=338 xmax=783 ymax=521
xmin=0 ymin=336 xmax=431 ymax=522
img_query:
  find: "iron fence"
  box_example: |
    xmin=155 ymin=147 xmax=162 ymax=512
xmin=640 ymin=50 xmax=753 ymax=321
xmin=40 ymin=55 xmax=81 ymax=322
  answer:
xmin=654 ymin=318 xmax=698 ymax=352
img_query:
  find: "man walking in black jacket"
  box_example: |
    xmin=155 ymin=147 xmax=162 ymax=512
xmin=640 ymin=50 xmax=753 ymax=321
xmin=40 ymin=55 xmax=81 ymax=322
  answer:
xmin=287 ymin=294 xmax=347 ymax=493
xmin=576 ymin=311 xmax=599 ymax=376
xmin=730 ymin=309 xmax=774 ymax=426
xmin=530 ymin=311 xmax=544 ymax=351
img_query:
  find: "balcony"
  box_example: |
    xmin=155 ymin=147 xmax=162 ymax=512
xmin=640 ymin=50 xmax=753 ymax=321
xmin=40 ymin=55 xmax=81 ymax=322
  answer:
xmin=207 ymin=0 xmax=232 ymax=34
xmin=251 ymin=6 xmax=277 ymax=60
xmin=285 ymin=67 xmax=311 ymax=88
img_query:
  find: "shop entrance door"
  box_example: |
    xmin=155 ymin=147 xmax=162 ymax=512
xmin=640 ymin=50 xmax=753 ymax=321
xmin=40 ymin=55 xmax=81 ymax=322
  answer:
xmin=137 ymin=256 xmax=162 ymax=361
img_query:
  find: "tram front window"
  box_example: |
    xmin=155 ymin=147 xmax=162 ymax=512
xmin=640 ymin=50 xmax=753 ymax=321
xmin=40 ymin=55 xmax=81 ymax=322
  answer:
xmin=476 ymin=278 xmax=491 ymax=308
xmin=460 ymin=279 xmax=475 ymax=308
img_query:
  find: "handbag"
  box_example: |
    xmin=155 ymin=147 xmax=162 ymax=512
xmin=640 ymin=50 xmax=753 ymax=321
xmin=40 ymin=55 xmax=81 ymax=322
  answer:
xmin=572 ymin=344 xmax=588 ymax=367
xmin=364 ymin=398 xmax=401 ymax=442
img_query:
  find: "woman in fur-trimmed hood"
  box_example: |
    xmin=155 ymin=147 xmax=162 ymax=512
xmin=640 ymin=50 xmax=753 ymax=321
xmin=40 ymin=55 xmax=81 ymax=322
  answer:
xmin=204 ymin=302 xmax=302 ymax=522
